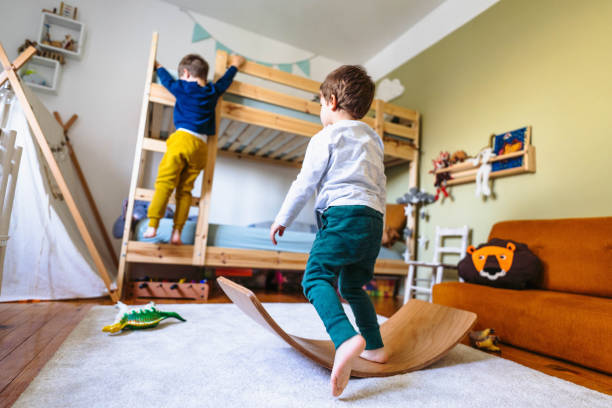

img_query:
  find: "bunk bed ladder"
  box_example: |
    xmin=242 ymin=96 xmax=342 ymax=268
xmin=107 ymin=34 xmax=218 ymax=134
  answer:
xmin=117 ymin=33 xmax=225 ymax=298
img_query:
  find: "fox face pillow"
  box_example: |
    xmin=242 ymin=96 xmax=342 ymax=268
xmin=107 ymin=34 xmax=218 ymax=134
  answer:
xmin=458 ymin=238 xmax=541 ymax=289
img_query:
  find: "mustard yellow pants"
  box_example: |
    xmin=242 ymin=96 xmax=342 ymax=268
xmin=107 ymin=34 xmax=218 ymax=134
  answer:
xmin=147 ymin=130 xmax=207 ymax=231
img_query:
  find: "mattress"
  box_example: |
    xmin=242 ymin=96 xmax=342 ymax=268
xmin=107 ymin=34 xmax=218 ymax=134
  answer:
xmin=135 ymin=218 xmax=405 ymax=261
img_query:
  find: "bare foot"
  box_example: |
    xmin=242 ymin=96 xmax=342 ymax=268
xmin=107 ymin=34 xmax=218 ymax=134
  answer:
xmin=143 ymin=227 xmax=157 ymax=238
xmin=170 ymin=229 xmax=182 ymax=245
xmin=360 ymin=347 xmax=389 ymax=363
xmin=331 ymin=334 xmax=365 ymax=397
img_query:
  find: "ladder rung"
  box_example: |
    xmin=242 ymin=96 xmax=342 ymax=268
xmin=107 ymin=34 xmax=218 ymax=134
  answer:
xmin=135 ymin=187 xmax=200 ymax=207
xmin=142 ymin=137 xmax=166 ymax=153
xmin=149 ymin=83 xmax=175 ymax=106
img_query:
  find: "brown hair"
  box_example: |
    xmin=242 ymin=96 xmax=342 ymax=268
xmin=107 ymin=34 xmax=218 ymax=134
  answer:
xmin=320 ymin=65 xmax=375 ymax=119
xmin=178 ymin=54 xmax=209 ymax=80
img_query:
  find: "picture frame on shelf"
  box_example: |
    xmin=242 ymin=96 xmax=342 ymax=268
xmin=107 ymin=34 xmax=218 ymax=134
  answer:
xmin=490 ymin=126 xmax=530 ymax=171
xmin=59 ymin=2 xmax=78 ymax=19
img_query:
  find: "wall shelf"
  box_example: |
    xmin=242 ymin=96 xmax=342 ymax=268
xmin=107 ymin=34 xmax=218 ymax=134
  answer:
xmin=38 ymin=12 xmax=86 ymax=59
xmin=435 ymin=126 xmax=536 ymax=186
xmin=19 ymin=55 xmax=61 ymax=94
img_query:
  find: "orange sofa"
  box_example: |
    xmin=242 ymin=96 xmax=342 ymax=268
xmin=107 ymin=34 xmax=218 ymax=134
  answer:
xmin=433 ymin=217 xmax=612 ymax=374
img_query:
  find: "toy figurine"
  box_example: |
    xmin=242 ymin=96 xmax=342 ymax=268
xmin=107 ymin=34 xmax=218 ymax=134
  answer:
xmin=102 ymin=302 xmax=186 ymax=333
xmin=469 ymin=328 xmax=501 ymax=352
xmin=429 ymin=151 xmax=452 ymax=201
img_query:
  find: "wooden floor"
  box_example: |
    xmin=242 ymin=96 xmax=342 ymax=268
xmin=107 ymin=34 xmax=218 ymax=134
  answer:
xmin=1 ymin=290 xmax=610 ymax=407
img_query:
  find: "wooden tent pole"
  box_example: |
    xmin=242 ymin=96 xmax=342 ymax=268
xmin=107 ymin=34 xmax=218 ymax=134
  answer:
xmin=53 ymin=111 xmax=119 ymax=268
xmin=0 ymin=43 xmax=118 ymax=302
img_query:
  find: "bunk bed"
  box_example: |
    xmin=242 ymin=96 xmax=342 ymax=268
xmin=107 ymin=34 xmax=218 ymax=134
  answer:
xmin=117 ymin=33 xmax=420 ymax=299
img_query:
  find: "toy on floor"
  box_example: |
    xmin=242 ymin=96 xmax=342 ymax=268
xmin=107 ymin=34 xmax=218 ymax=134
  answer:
xmin=429 ymin=151 xmax=452 ymax=201
xmin=102 ymin=302 xmax=186 ymax=333
xmin=470 ymin=147 xmax=496 ymax=197
xmin=469 ymin=328 xmax=501 ymax=352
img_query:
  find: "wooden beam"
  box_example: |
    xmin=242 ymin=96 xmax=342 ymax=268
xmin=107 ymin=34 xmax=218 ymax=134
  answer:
xmin=117 ymin=32 xmax=158 ymax=300
xmin=382 ymin=137 xmax=417 ymax=161
xmin=384 ymin=122 xmax=418 ymax=140
xmin=374 ymin=100 xmax=385 ymax=143
xmin=383 ymin=103 xmax=419 ymax=122
xmin=0 ymin=46 xmax=36 ymax=87
xmin=0 ymin=42 xmax=117 ymax=302
xmin=218 ymin=50 xmax=321 ymax=94
xmin=149 ymin=82 xmax=174 ymax=106
xmin=221 ymin=101 xmax=321 ymax=138
xmin=125 ymin=241 xmax=409 ymax=275
xmin=135 ymin=187 xmax=200 ymax=207
xmin=217 ymin=149 xmax=302 ymax=168
xmin=142 ymin=137 xmax=166 ymax=153
xmin=227 ymin=80 xmax=321 ymax=116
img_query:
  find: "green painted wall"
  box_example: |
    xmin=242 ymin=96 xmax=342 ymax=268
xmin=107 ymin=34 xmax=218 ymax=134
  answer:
xmin=385 ymin=0 xmax=612 ymax=267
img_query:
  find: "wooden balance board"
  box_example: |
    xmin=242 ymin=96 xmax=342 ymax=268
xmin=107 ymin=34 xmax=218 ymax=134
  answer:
xmin=217 ymin=277 xmax=477 ymax=378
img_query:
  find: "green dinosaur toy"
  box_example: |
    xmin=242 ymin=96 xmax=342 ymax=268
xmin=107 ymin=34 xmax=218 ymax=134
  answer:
xmin=102 ymin=302 xmax=186 ymax=333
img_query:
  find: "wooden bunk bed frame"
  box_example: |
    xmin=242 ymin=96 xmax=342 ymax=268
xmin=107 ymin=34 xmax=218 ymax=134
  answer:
xmin=117 ymin=33 xmax=420 ymax=299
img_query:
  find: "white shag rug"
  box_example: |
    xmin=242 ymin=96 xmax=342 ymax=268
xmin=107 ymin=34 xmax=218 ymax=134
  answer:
xmin=13 ymin=303 xmax=611 ymax=408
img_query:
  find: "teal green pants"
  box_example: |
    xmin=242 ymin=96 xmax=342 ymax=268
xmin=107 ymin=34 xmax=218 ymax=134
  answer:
xmin=302 ymin=205 xmax=384 ymax=350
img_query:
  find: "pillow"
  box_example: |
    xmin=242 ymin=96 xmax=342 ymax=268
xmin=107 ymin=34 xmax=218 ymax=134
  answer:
xmin=458 ymin=238 xmax=542 ymax=289
xmin=382 ymin=204 xmax=406 ymax=248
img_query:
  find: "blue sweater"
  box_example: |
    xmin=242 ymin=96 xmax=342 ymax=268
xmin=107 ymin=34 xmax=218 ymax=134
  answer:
xmin=156 ymin=65 xmax=238 ymax=136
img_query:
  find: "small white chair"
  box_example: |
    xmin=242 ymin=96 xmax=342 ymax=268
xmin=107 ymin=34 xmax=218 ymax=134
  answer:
xmin=404 ymin=225 xmax=469 ymax=303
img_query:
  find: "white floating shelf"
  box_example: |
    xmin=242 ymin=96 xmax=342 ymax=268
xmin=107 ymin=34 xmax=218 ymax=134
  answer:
xmin=38 ymin=12 xmax=86 ymax=59
xmin=19 ymin=56 xmax=62 ymax=94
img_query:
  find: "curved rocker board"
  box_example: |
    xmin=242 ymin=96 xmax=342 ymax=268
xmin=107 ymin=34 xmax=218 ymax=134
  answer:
xmin=217 ymin=277 xmax=477 ymax=378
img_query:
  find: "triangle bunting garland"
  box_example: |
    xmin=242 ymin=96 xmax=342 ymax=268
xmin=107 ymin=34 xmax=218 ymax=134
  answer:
xmin=190 ymin=21 xmax=314 ymax=77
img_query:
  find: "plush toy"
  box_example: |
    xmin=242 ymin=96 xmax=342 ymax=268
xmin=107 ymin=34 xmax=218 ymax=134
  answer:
xmin=470 ymin=147 xmax=495 ymax=197
xmin=469 ymin=328 xmax=501 ymax=352
xmin=102 ymin=302 xmax=186 ymax=333
xmin=450 ymin=150 xmax=469 ymax=165
xmin=458 ymin=238 xmax=542 ymax=289
xmin=429 ymin=151 xmax=452 ymax=201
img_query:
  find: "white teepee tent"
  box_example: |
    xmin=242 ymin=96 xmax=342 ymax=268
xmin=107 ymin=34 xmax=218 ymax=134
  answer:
xmin=0 ymin=84 xmax=116 ymax=301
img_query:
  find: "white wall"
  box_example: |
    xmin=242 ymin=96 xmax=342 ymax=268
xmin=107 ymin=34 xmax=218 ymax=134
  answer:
xmin=0 ymin=0 xmax=344 ymax=250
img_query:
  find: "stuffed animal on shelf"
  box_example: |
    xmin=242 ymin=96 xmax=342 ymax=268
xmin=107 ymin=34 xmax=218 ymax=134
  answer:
xmin=470 ymin=147 xmax=496 ymax=197
xmin=429 ymin=151 xmax=452 ymax=201
xmin=469 ymin=328 xmax=501 ymax=352
xmin=102 ymin=302 xmax=186 ymax=334
xmin=450 ymin=150 xmax=469 ymax=165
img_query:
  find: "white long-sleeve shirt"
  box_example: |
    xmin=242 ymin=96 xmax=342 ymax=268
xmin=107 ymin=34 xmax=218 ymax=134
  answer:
xmin=275 ymin=120 xmax=386 ymax=228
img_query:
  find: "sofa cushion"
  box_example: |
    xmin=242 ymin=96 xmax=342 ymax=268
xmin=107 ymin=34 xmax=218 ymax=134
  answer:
xmin=488 ymin=217 xmax=612 ymax=297
xmin=433 ymin=282 xmax=612 ymax=374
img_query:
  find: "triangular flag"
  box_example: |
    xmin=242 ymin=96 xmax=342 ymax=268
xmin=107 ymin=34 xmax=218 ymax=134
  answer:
xmin=256 ymin=60 xmax=273 ymax=67
xmin=215 ymin=41 xmax=232 ymax=54
xmin=296 ymin=60 xmax=310 ymax=77
xmin=192 ymin=23 xmax=211 ymax=43
xmin=278 ymin=63 xmax=292 ymax=73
